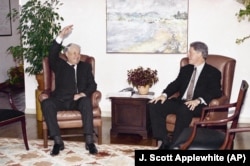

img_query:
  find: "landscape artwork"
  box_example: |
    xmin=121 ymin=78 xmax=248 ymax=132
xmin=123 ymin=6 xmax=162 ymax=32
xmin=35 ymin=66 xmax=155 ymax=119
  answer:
xmin=106 ymin=0 xmax=188 ymax=54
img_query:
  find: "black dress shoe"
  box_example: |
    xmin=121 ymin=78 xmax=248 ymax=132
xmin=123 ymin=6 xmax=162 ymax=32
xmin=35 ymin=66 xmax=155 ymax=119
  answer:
xmin=85 ymin=143 xmax=98 ymax=155
xmin=158 ymin=143 xmax=170 ymax=150
xmin=50 ymin=143 xmax=65 ymax=156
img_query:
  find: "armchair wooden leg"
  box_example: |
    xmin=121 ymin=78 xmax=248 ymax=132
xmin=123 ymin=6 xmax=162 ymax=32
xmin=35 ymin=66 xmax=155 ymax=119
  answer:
xmin=97 ymin=126 xmax=102 ymax=144
xmin=21 ymin=117 xmax=29 ymax=150
xmin=43 ymin=129 xmax=48 ymax=148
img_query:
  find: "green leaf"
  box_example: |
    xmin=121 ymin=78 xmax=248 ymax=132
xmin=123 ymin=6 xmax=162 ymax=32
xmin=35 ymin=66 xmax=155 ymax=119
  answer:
xmin=7 ymin=0 xmax=64 ymax=75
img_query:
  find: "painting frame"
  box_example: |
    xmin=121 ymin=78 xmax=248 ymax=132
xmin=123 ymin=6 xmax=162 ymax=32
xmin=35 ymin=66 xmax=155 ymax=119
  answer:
xmin=106 ymin=0 xmax=188 ymax=54
xmin=0 ymin=0 xmax=12 ymax=36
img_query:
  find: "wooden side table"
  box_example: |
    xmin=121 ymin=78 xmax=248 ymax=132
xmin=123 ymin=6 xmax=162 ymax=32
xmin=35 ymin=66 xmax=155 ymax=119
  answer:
xmin=109 ymin=97 xmax=152 ymax=139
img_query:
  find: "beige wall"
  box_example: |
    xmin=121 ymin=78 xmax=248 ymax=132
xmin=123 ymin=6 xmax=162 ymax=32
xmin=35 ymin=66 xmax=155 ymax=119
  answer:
xmin=20 ymin=0 xmax=250 ymax=122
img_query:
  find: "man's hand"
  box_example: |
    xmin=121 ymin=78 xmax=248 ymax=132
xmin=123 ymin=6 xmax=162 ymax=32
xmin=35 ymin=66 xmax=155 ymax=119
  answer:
xmin=74 ymin=92 xmax=86 ymax=101
xmin=184 ymin=99 xmax=200 ymax=111
xmin=59 ymin=25 xmax=73 ymax=39
xmin=149 ymin=94 xmax=167 ymax=104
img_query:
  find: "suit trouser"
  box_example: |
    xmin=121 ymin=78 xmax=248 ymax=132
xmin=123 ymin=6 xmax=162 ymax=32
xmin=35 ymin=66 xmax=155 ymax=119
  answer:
xmin=149 ymin=99 xmax=204 ymax=143
xmin=41 ymin=97 xmax=93 ymax=137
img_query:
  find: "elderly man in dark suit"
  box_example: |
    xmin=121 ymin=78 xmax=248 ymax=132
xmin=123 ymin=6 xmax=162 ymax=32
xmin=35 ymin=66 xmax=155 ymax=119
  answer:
xmin=149 ymin=41 xmax=222 ymax=150
xmin=41 ymin=25 xmax=98 ymax=155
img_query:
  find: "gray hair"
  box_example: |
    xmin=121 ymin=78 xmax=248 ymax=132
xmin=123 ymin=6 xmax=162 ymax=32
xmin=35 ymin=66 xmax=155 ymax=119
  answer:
xmin=190 ymin=41 xmax=208 ymax=59
xmin=63 ymin=43 xmax=81 ymax=54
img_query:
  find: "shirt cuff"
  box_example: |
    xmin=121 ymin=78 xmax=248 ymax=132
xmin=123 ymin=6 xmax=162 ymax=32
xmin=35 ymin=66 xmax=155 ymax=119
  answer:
xmin=198 ymin=97 xmax=207 ymax=105
xmin=55 ymin=36 xmax=63 ymax=44
xmin=162 ymin=93 xmax=167 ymax=98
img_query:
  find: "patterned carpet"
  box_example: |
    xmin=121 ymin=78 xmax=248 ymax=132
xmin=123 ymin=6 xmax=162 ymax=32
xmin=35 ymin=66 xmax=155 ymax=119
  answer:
xmin=0 ymin=138 xmax=156 ymax=166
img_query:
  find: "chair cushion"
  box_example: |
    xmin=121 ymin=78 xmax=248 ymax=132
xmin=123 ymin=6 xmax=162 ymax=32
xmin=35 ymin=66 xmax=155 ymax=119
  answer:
xmin=57 ymin=111 xmax=82 ymax=121
xmin=0 ymin=109 xmax=24 ymax=122
xmin=56 ymin=108 xmax=101 ymax=121
xmin=170 ymin=127 xmax=225 ymax=150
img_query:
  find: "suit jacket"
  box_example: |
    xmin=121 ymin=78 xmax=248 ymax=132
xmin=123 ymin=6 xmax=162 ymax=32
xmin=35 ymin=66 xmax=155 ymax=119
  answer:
xmin=163 ymin=63 xmax=222 ymax=104
xmin=48 ymin=40 xmax=97 ymax=101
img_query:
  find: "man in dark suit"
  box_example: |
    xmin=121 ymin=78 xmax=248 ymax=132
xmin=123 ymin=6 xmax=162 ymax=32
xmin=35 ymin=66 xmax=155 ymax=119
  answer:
xmin=41 ymin=25 xmax=98 ymax=155
xmin=149 ymin=41 xmax=222 ymax=150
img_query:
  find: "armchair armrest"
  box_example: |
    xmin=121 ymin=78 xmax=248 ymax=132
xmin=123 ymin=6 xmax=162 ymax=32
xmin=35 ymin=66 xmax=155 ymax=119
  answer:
xmin=201 ymin=102 xmax=236 ymax=121
xmin=200 ymin=96 xmax=230 ymax=122
xmin=209 ymin=95 xmax=229 ymax=106
xmin=91 ymin=90 xmax=102 ymax=108
xmin=199 ymin=104 xmax=236 ymax=125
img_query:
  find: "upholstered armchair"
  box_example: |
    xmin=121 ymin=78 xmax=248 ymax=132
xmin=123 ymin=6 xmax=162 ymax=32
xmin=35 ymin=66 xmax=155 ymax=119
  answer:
xmin=39 ymin=54 xmax=102 ymax=148
xmin=166 ymin=55 xmax=236 ymax=133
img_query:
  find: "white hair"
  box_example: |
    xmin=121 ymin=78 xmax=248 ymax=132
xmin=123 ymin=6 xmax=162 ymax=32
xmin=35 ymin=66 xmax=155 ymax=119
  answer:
xmin=63 ymin=43 xmax=81 ymax=54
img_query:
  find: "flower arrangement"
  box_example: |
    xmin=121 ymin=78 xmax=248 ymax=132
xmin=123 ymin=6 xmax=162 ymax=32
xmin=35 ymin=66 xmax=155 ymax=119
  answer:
xmin=127 ymin=66 xmax=159 ymax=88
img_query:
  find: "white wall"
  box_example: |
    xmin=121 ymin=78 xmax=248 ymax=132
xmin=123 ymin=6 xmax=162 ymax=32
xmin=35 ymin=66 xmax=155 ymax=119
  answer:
xmin=22 ymin=0 xmax=250 ymax=123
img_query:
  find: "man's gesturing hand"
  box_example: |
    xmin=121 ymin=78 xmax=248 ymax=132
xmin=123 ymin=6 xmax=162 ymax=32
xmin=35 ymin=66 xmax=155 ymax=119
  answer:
xmin=59 ymin=25 xmax=73 ymax=39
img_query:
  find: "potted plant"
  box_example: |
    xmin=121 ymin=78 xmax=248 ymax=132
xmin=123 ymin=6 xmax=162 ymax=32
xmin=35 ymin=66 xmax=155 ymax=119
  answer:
xmin=6 ymin=65 xmax=25 ymax=89
xmin=8 ymin=0 xmax=64 ymax=89
xmin=7 ymin=45 xmax=24 ymax=66
xmin=7 ymin=0 xmax=64 ymax=121
xmin=5 ymin=45 xmax=24 ymax=89
xmin=127 ymin=66 xmax=159 ymax=95
xmin=236 ymin=0 xmax=250 ymax=44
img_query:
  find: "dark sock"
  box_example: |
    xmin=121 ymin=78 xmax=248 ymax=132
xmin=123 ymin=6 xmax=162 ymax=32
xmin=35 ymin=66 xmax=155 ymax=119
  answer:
xmin=85 ymin=134 xmax=93 ymax=144
xmin=54 ymin=136 xmax=63 ymax=144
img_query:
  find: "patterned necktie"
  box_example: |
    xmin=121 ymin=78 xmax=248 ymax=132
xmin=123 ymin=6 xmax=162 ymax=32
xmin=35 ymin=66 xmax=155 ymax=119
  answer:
xmin=186 ymin=67 xmax=197 ymax=100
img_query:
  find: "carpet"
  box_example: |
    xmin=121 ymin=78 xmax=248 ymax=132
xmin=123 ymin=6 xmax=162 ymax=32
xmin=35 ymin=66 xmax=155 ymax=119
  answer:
xmin=0 ymin=138 xmax=156 ymax=166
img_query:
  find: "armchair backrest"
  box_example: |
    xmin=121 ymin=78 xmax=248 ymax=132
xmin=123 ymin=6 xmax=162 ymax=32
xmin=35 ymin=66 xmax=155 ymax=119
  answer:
xmin=42 ymin=54 xmax=95 ymax=91
xmin=180 ymin=54 xmax=236 ymax=102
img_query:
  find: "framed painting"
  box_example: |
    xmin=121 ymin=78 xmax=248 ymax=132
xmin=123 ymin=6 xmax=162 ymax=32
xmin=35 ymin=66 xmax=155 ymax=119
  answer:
xmin=106 ymin=0 xmax=188 ymax=54
xmin=0 ymin=0 xmax=12 ymax=36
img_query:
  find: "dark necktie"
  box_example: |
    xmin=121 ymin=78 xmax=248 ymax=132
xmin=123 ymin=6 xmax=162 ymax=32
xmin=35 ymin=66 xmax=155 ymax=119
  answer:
xmin=186 ymin=67 xmax=197 ymax=100
xmin=72 ymin=65 xmax=78 ymax=93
